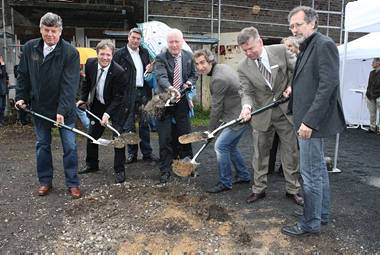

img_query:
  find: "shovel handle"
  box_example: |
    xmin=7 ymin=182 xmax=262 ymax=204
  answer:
xmin=209 ymin=97 xmax=289 ymax=137
xmin=23 ymin=108 xmax=99 ymax=144
xmin=191 ymin=139 xmax=212 ymax=164
xmin=84 ymin=109 xmax=121 ymax=136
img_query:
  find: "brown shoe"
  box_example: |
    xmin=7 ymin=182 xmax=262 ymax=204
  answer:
xmin=37 ymin=185 xmax=52 ymax=196
xmin=246 ymin=192 xmax=266 ymax=203
xmin=286 ymin=192 xmax=304 ymax=206
xmin=68 ymin=187 xmax=81 ymax=199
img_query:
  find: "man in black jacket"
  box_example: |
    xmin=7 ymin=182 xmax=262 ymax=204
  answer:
xmin=113 ymin=28 xmax=157 ymax=164
xmin=15 ymin=12 xmax=81 ymax=198
xmin=77 ymin=39 xmax=133 ymax=183
xmin=0 ymin=55 xmax=9 ymax=126
xmin=366 ymin=58 xmax=380 ymax=133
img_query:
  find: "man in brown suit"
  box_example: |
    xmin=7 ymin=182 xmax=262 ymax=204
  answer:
xmin=237 ymin=26 xmax=303 ymax=205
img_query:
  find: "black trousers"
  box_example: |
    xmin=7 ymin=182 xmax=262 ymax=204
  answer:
xmin=156 ymin=98 xmax=193 ymax=173
xmin=85 ymin=98 xmax=125 ymax=173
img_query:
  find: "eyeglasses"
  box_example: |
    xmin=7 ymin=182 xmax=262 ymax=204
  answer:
xmin=289 ymin=22 xmax=306 ymax=30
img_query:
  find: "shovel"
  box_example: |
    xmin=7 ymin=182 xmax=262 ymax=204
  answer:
xmin=179 ymin=97 xmax=289 ymax=144
xmin=23 ymin=108 xmax=111 ymax=146
xmin=78 ymin=104 xmax=140 ymax=147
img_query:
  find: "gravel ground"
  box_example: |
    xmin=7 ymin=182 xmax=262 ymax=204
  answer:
xmin=0 ymin=123 xmax=379 ymax=253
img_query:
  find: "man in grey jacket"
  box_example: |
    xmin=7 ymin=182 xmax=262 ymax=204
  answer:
xmin=193 ymin=49 xmax=251 ymax=193
xmin=282 ymin=6 xmax=346 ymax=237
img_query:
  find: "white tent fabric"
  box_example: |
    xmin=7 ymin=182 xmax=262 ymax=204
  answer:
xmin=345 ymin=0 xmax=380 ymax=32
xmin=338 ymin=33 xmax=380 ymax=125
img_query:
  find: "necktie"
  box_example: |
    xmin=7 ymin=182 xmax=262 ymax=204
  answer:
xmin=95 ymin=68 xmax=105 ymax=103
xmin=173 ymin=55 xmax=182 ymax=90
xmin=96 ymin=68 xmax=105 ymax=85
xmin=257 ymin=57 xmax=272 ymax=86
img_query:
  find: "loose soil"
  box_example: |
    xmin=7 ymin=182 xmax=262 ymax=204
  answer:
xmin=0 ymin=124 xmax=379 ymax=253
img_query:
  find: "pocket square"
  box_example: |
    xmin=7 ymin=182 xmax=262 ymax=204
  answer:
xmin=271 ymin=64 xmax=279 ymax=69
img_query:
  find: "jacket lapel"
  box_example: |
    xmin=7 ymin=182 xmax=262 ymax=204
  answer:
xmin=266 ymin=47 xmax=279 ymax=90
xmin=294 ymin=35 xmax=317 ymax=81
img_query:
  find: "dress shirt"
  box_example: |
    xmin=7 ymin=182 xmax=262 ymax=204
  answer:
xmin=43 ymin=43 xmax=57 ymax=58
xmin=96 ymin=63 xmax=110 ymax=104
xmin=127 ymin=46 xmax=144 ymax=87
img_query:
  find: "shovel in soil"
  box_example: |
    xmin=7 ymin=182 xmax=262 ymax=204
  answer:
xmin=179 ymin=97 xmax=289 ymax=144
xmin=78 ymin=105 xmax=140 ymax=148
xmin=23 ymin=108 xmax=111 ymax=147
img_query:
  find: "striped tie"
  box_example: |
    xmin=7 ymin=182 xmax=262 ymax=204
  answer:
xmin=257 ymin=57 xmax=272 ymax=86
xmin=173 ymin=55 xmax=182 ymax=90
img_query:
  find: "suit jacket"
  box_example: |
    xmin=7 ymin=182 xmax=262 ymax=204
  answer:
xmin=238 ymin=44 xmax=295 ymax=131
xmin=16 ymin=38 xmax=79 ymax=126
xmin=81 ymin=58 xmax=128 ymax=121
xmin=208 ymin=64 xmax=243 ymax=131
xmin=113 ymin=45 xmax=151 ymax=101
xmin=154 ymin=49 xmax=198 ymax=94
xmin=366 ymin=69 xmax=380 ymax=100
xmin=290 ymin=32 xmax=346 ymax=138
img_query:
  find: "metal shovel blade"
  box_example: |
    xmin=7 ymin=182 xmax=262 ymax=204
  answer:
xmin=95 ymin=138 xmax=113 ymax=146
xmin=178 ymin=132 xmax=208 ymax=144
xmin=172 ymin=156 xmax=198 ymax=177
xmin=119 ymin=132 xmax=140 ymax=145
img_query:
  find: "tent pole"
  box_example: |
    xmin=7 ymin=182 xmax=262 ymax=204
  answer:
xmin=331 ymin=30 xmax=349 ymax=174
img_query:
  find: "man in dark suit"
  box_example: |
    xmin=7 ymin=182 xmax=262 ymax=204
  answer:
xmin=77 ymin=39 xmax=132 ymax=183
xmin=365 ymin=58 xmax=380 ymax=134
xmin=15 ymin=12 xmax=81 ymax=198
xmin=237 ymin=26 xmax=303 ymax=206
xmin=282 ymin=6 xmax=346 ymax=237
xmin=0 ymin=55 xmax=9 ymax=127
xmin=193 ymin=49 xmax=251 ymax=193
xmin=113 ymin=28 xmax=158 ymax=163
xmin=154 ymin=29 xmax=198 ymax=183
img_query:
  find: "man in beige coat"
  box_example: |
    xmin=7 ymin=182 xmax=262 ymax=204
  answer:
xmin=237 ymin=26 xmax=303 ymax=205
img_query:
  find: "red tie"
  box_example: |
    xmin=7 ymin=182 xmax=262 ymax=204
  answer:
xmin=173 ymin=55 xmax=182 ymax=90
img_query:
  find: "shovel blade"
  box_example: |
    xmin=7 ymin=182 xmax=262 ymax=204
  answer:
xmin=119 ymin=132 xmax=140 ymax=145
xmin=172 ymin=157 xmax=197 ymax=177
xmin=95 ymin=138 xmax=112 ymax=146
xmin=178 ymin=132 xmax=207 ymax=144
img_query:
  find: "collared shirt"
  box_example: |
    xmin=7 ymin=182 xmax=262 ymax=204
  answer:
xmin=43 ymin=43 xmax=57 ymax=58
xmin=256 ymin=47 xmax=272 ymax=89
xmin=96 ymin=63 xmax=110 ymax=104
xmin=127 ymin=46 xmax=144 ymax=87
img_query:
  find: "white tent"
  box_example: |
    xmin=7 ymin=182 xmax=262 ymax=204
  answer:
xmin=338 ymin=32 xmax=380 ymax=125
xmin=333 ymin=0 xmax=380 ymax=172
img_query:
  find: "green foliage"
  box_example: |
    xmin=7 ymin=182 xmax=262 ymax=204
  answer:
xmin=191 ymin=104 xmax=209 ymax=127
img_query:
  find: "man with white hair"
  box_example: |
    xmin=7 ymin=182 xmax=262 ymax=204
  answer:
xmin=154 ymin=29 xmax=198 ymax=183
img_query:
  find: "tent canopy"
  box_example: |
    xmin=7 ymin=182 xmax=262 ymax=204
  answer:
xmin=345 ymin=0 xmax=380 ymax=32
xmin=338 ymin=32 xmax=380 ymax=60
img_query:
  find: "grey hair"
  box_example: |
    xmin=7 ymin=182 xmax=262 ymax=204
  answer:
xmin=193 ymin=48 xmax=216 ymax=64
xmin=167 ymin=28 xmax=184 ymax=40
xmin=96 ymin=39 xmax=115 ymax=54
xmin=288 ymin=6 xmax=319 ymax=29
xmin=129 ymin=27 xmax=142 ymax=36
xmin=39 ymin=12 xmax=63 ymax=30
xmin=281 ymin=36 xmax=300 ymax=49
xmin=237 ymin=27 xmax=260 ymax=45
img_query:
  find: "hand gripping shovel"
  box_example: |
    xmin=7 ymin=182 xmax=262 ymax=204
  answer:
xmin=179 ymin=97 xmax=289 ymax=144
xmin=23 ymin=108 xmax=110 ymax=146
xmin=78 ymin=105 xmax=140 ymax=148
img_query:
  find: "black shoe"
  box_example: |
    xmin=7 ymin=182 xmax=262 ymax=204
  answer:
xmin=78 ymin=165 xmax=99 ymax=174
xmin=115 ymin=171 xmax=126 ymax=183
xmin=143 ymin=154 xmax=158 ymax=162
xmin=286 ymin=192 xmax=304 ymax=206
xmin=282 ymin=223 xmax=319 ymax=237
xmin=232 ymin=178 xmax=251 ymax=185
xmin=206 ymin=182 xmax=231 ymax=193
xmin=160 ymin=172 xmax=170 ymax=183
xmin=126 ymin=155 xmax=138 ymax=164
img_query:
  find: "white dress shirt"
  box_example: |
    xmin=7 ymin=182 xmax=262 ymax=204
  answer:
xmin=96 ymin=63 xmax=110 ymax=104
xmin=43 ymin=43 xmax=57 ymax=58
xmin=127 ymin=46 xmax=144 ymax=87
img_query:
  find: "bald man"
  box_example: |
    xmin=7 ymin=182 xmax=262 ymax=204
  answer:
xmin=154 ymin=29 xmax=198 ymax=183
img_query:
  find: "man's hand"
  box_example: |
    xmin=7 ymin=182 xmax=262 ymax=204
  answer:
xmin=0 ymin=55 xmax=4 ymax=65
xmin=15 ymin=100 xmax=26 ymax=110
xmin=56 ymin=114 xmax=64 ymax=125
xmin=100 ymin=113 xmax=110 ymax=126
xmin=168 ymin=86 xmax=181 ymax=99
xmin=297 ymin=123 xmax=312 ymax=139
xmin=145 ymin=61 xmax=155 ymax=73
xmin=283 ymin=86 xmax=292 ymax=98
xmin=76 ymin=100 xmax=87 ymax=110
xmin=239 ymin=105 xmax=252 ymax=123
xmin=182 ymin=81 xmax=192 ymax=90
